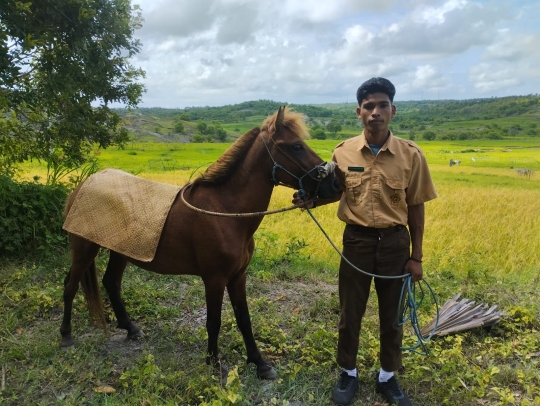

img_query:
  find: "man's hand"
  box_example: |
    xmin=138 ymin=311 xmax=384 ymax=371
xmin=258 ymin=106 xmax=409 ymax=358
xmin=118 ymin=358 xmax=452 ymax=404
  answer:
xmin=292 ymin=191 xmax=315 ymax=211
xmin=404 ymin=259 xmax=423 ymax=282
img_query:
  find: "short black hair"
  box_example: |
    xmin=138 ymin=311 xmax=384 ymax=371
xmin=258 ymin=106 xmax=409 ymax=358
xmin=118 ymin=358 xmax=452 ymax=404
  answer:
xmin=356 ymin=77 xmax=396 ymax=105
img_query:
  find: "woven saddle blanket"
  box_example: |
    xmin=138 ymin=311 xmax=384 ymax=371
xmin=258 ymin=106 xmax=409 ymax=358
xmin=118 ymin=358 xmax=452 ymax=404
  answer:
xmin=63 ymin=169 xmax=182 ymax=262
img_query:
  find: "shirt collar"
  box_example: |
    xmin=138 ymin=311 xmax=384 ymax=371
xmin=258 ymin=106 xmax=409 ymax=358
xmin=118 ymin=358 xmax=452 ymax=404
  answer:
xmin=356 ymin=130 xmax=396 ymax=155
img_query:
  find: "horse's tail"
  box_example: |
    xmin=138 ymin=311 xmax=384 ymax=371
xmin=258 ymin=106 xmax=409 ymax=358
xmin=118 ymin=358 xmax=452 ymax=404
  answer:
xmin=80 ymin=260 xmax=108 ymax=334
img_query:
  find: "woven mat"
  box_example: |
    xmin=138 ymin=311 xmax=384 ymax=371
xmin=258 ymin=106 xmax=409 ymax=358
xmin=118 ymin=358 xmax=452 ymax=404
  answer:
xmin=63 ymin=169 xmax=181 ymax=262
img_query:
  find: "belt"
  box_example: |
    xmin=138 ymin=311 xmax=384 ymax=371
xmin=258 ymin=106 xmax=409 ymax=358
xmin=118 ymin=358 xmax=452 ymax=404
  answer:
xmin=346 ymin=224 xmax=405 ymax=235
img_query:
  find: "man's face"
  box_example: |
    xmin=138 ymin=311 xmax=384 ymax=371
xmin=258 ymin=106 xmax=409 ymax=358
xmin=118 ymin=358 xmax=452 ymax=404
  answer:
xmin=356 ymin=92 xmax=396 ymax=132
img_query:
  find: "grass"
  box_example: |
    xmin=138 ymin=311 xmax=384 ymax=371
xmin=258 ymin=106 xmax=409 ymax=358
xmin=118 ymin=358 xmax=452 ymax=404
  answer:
xmin=2 ymin=138 xmax=540 ymax=405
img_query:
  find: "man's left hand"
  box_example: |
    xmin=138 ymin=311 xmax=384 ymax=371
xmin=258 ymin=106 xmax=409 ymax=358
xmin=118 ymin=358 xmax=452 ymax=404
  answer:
xmin=405 ymin=259 xmax=423 ymax=282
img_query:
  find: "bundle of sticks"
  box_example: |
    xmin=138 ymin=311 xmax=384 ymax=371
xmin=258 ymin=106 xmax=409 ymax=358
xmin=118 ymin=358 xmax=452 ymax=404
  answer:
xmin=421 ymin=293 xmax=505 ymax=338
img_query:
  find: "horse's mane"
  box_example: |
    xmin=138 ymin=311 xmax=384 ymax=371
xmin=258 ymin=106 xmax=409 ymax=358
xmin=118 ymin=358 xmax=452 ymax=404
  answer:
xmin=193 ymin=107 xmax=310 ymax=185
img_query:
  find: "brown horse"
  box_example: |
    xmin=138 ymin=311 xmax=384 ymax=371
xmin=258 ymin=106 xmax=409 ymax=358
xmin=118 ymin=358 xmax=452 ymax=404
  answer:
xmin=61 ymin=107 xmax=340 ymax=379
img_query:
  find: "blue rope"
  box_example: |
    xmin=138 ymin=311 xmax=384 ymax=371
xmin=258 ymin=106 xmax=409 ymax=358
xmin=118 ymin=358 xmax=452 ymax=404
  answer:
xmin=304 ymin=207 xmax=439 ymax=355
xmin=398 ymin=276 xmax=439 ymax=354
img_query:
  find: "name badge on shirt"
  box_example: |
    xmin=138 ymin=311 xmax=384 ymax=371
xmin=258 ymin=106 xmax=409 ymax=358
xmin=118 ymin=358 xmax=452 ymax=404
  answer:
xmin=348 ymin=166 xmax=364 ymax=172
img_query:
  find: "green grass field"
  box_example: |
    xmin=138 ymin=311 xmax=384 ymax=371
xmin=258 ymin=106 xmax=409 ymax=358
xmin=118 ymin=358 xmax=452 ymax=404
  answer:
xmin=2 ymin=137 xmax=540 ymax=405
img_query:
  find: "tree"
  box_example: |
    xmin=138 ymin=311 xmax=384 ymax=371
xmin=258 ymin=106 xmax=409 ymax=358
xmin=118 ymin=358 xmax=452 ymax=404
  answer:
xmin=423 ymin=131 xmax=437 ymax=141
xmin=215 ymin=127 xmax=227 ymax=142
xmin=179 ymin=113 xmax=191 ymax=121
xmin=197 ymin=121 xmax=207 ymax=134
xmin=312 ymin=128 xmax=326 ymax=140
xmin=0 ymin=0 xmax=145 ymax=177
xmin=174 ymin=122 xmax=184 ymax=134
xmin=326 ymin=120 xmax=342 ymax=137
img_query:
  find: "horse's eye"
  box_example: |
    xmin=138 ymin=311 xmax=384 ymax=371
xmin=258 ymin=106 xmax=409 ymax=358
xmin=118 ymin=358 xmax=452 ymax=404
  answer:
xmin=293 ymin=144 xmax=303 ymax=152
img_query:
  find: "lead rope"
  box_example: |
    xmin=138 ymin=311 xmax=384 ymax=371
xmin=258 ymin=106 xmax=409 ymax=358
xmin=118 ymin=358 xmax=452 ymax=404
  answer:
xmin=304 ymin=207 xmax=439 ymax=355
xmin=179 ymin=185 xmax=299 ymax=218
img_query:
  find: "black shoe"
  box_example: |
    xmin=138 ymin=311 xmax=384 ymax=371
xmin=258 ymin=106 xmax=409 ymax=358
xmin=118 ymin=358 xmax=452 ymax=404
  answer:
xmin=375 ymin=373 xmax=412 ymax=406
xmin=332 ymin=371 xmax=358 ymax=405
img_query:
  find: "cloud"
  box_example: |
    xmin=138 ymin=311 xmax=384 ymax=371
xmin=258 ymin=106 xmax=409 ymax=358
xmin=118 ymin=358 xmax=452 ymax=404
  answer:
xmin=483 ymin=30 xmax=540 ymax=62
xmin=130 ymin=0 xmax=539 ymax=107
xmin=468 ymin=63 xmax=521 ymax=93
xmin=140 ymin=0 xmax=216 ymax=39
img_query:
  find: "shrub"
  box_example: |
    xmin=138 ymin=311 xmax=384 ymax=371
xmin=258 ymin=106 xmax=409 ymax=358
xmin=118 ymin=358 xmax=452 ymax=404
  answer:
xmin=191 ymin=134 xmax=204 ymax=143
xmin=312 ymin=128 xmax=326 ymax=140
xmin=174 ymin=122 xmax=184 ymax=134
xmin=0 ymin=176 xmax=69 ymax=257
xmin=423 ymin=130 xmax=437 ymax=141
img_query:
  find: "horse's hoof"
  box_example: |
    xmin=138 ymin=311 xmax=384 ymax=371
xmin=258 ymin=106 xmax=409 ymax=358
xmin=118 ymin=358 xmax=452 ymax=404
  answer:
xmin=257 ymin=365 xmax=277 ymax=380
xmin=60 ymin=337 xmax=74 ymax=349
xmin=127 ymin=329 xmax=145 ymax=340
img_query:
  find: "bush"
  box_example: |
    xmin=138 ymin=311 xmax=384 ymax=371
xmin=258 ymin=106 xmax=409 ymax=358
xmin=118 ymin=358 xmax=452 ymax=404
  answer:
xmin=312 ymin=128 xmax=326 ymax=140
xmin=174 ymin=122 xmax=184 ymax=134
xmin=191 ymin=134 xmax=205 ymax=143
xmin=0 ymin=176 xmax=69 ymax=257
xmin=423 ymin=130 xmax=437 ymax=141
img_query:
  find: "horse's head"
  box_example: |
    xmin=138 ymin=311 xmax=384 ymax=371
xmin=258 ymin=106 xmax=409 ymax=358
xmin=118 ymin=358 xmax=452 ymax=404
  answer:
xmin=261 ymin=106 xmax=340 ymax=200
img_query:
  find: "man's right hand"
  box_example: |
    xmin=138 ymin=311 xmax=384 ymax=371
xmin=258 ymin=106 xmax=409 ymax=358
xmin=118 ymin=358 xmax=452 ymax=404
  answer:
xmin=292 ymin=191 xmax=315 ymax=210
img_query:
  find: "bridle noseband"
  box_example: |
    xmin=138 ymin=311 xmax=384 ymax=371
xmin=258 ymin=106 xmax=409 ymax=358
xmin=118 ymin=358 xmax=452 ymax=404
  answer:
xmin=259 ymin=131 xmax=336 ymax=199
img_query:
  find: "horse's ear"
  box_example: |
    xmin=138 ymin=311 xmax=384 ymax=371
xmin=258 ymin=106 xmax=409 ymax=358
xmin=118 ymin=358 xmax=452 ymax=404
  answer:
xmin=275 ymin=106 xmax=285 ymax=132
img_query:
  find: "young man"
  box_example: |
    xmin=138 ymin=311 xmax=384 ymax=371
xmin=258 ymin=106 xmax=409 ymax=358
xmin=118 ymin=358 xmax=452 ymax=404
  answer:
xmin=294 ymin=77 xmax=437 ymax=405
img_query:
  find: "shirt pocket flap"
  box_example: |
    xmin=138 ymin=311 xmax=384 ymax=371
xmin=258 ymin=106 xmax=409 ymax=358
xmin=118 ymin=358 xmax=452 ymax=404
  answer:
xmin=385 ymin=178 xmax=406 ymax=190
xmin=345 ymin=174 xmax=362 ymax=188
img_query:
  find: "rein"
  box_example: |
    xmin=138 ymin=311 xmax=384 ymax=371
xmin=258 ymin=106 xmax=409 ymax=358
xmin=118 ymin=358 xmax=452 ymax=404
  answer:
xmin=179 ymin=185 xmax=299 ymax=218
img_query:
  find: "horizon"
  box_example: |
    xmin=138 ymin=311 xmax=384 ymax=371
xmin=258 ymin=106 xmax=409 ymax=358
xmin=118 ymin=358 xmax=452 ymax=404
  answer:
xmin=113 ymin=93 xmax=539 ymax=110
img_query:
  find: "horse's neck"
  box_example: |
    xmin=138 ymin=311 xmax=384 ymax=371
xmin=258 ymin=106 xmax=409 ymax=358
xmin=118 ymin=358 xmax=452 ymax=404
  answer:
xmin=218 ymin=150 xmax=275 ymax=213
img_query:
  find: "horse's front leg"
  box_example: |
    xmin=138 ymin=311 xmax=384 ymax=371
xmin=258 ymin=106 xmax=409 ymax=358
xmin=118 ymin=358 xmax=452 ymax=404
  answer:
xmin=203 ymin=279 xmax=227 ymax=378
xmin=227 ymin=271 xmax=277 ymax=380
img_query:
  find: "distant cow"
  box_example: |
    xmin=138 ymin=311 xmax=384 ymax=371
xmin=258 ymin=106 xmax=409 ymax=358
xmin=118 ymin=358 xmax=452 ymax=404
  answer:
xmin=449 ymin=159 xmax=461 ymax=167
xmin=515 ymin=169 xmax=534 ymax=179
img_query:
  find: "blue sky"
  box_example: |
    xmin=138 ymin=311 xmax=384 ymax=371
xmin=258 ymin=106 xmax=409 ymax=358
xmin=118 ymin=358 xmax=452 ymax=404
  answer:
xmin=132 ymin=0 xmax=540 ymax=108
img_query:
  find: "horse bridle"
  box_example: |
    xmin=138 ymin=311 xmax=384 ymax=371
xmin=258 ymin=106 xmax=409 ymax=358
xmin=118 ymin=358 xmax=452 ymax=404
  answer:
xmin=259 ymin=130 xmax=336 ymax=200
xmin=180 ymin=129 xmax=336 ymax=218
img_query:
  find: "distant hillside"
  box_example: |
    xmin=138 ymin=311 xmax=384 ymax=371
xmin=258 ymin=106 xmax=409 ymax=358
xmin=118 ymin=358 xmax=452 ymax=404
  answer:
xmin=116 ymin=95 xmax=539 ymax=124
xmin=114 ymin=95 xmax=540 ymax=142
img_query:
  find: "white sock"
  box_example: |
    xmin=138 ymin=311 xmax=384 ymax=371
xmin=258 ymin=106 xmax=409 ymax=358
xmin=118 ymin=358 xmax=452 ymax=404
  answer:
xmin=378 ymin=368 xmax=394 ymax=382
xmin=344 ymin=368 xmax=357 ymax=377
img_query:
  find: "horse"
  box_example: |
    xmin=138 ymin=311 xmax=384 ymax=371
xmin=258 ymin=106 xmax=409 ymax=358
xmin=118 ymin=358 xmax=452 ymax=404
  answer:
xmin=60 ymin=106 xmax=341 ymax=380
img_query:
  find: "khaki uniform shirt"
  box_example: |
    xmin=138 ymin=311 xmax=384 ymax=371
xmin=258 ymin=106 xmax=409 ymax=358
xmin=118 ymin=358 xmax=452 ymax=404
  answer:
xmin=332 ymin=131 xmax=437 ymax=228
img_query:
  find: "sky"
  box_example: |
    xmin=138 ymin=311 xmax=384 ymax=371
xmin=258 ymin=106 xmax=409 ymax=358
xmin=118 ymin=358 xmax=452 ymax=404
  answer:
xmin=131 ymin=0 xmax=540 ymax=108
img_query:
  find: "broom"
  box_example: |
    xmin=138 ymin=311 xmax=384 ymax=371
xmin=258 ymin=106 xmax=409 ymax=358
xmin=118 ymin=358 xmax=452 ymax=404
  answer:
xmin=421 ymin=293 xmax=505 ymax=338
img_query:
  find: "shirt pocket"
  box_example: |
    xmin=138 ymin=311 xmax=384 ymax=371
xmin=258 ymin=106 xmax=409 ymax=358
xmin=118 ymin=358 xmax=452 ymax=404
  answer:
xmin=345 ymin=174 xmax=363 ymax=206
xmin=383 ymin=177 xmax=407 ymax=207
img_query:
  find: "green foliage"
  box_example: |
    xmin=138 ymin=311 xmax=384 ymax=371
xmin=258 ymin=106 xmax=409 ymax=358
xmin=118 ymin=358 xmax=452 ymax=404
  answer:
xmin=215 ymin=127 xmax=228 ymax=142
xmin=197 ymin=121 xmax=208 ymax=134
xmin=0 ymin=0 xmax=145 ymax=175
xmin=0 ymin=176 xmax=69 ymax=256
xmin=174 ymin=122 xmax=184 ymax=134
xmin=326 ymin=120 xmax=342 ymax=136
xmin=312 ymin=128 xmax=326 ymax=140
xmin=192 ymin=134 xmax=205 ymax=143
xmin=423 ymin=130 xmax=437 ymax=141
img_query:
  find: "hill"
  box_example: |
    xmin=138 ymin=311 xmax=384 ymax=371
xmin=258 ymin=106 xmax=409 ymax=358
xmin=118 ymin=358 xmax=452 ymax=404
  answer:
xmin=114 ymin=95 xmax=540 ymax=143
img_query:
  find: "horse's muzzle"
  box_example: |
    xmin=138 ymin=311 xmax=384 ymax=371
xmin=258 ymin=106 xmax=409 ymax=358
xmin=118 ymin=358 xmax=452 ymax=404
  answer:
xmin=317 ymin=162 xmax=340 ymax=199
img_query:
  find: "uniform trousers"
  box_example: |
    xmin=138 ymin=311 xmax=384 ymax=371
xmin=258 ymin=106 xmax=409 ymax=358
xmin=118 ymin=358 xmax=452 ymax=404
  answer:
xmin=336 ymin=223 xmax=411 ymax=372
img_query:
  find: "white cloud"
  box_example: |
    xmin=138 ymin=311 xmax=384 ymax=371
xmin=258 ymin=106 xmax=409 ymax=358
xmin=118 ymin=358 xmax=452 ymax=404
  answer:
xmin=468 ymin=63 xmax=521 ymax=93
xmin=130 ymin=0 xmax=539 ymax=107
